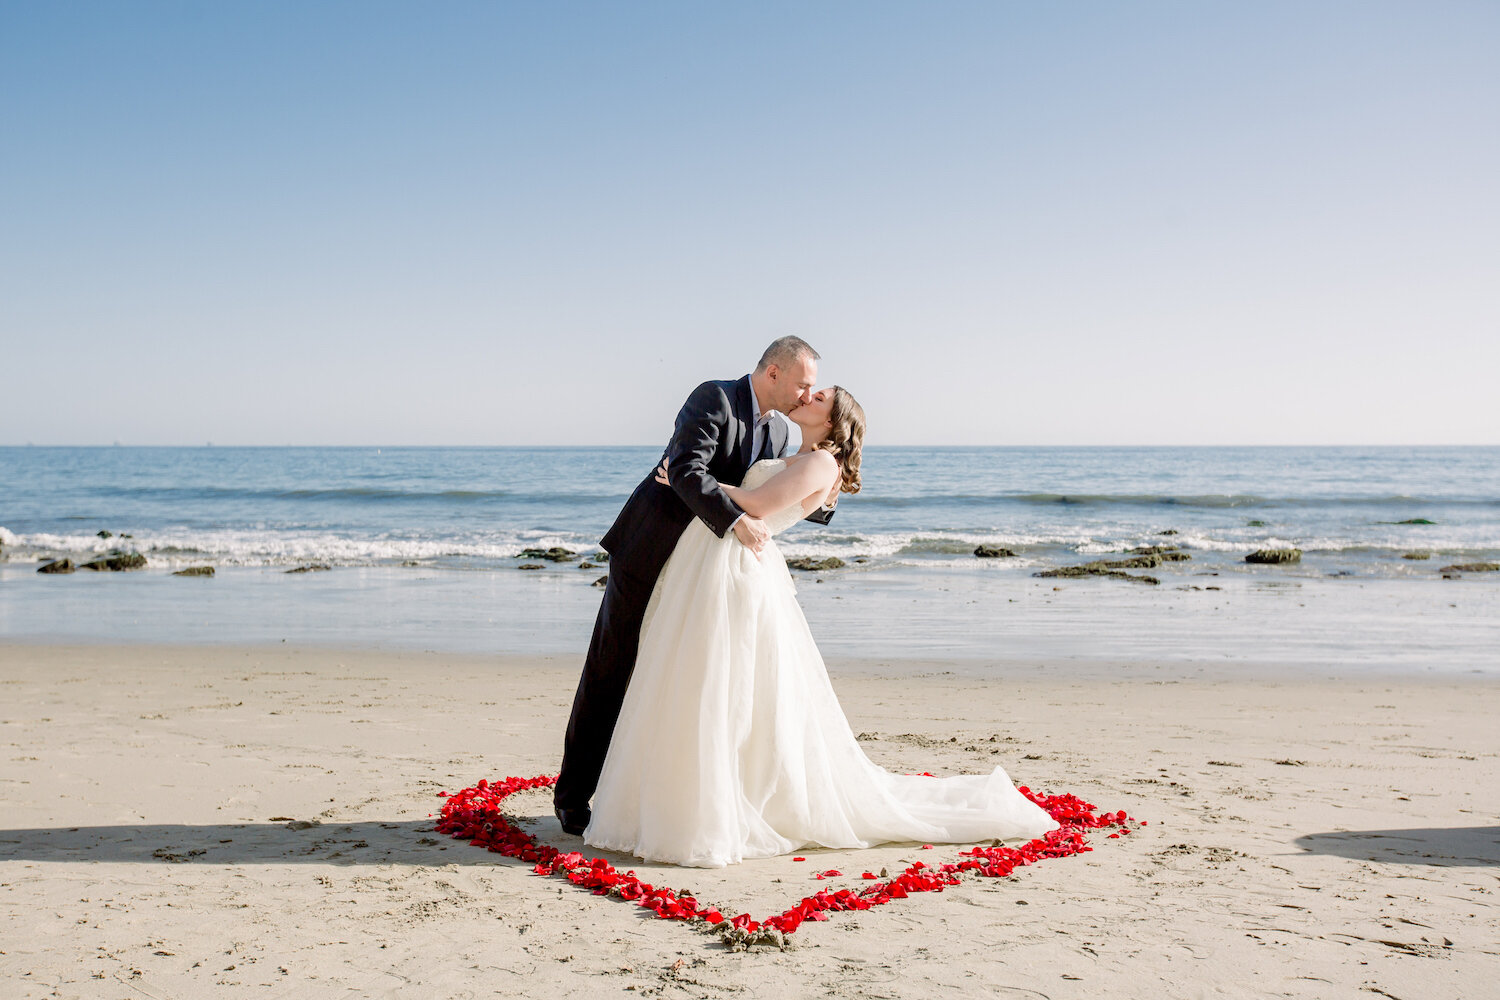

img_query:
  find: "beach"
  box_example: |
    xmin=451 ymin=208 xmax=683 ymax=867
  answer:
xmin=3 ymin=642 xmax=1496 ymax=998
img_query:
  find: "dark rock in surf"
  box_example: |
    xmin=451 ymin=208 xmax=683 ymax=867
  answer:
xmin=81 ymin=552 xmax=146 ymax=571
xmin=589 ymin=552 xmax=609 ymax=563
xmin=1133 ymin=545 xmax=1191 ymax=561
xmin=173 ymin=566 xmax=215 ymax=577
xmin=1158 ymin=529 xmax=1179 ymax=536
xmin=1246 ymin=520 xmax=1268 ymax=528
xmin=1397 ymin=518 xmax=1436 ymax=525
xmin=1400 ymin=552 xmax=1430 ymax=560
xmin=578 ymin=561 xmax=597 ymax=569
xmin=1102 ymin=554 xmax=1162 ymax=569
xmin=1439 ymin=562 xmax=1499 ymax=573
xmin=518 ymin=547 xmax=576 ymax=562
xmin=785 ymin=556 xmax=845 ymax=571
xmin=285 ymin=563 xmax=332 ymax=574
xmin=974 ymin=545 xmax=1015 ymax=558
xmin=1245 ymin=548 xmax=1301 ymax=565
xmin=592 ymin=575 xmax=608 ymax=587
xmin=517 ymin=563 xmax=544 ymax=571
xmin=1033 ymin=562 xmax=1160 ymax=585
xmin=38 ymin=559 xmax=75 ymax=574
xmin=97 ymin=530 xmax=113 ymax=539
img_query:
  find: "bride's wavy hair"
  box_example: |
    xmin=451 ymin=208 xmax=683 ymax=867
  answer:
xmin=812 ymin=385 xmax=865 ymax=494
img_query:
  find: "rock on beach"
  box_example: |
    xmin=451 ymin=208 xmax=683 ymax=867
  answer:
xmin=1033 ymin=562 xmax=1160 ymax=585
xmin=81 ymin=552 xmax=147 ymax=571
xmin=785 ymin=556 xmax=845 ymax=571
xmin=1245 ymin=548 xmax=1301 ymax=565
xmin=518 ymin=547 xmax=576 ymax=562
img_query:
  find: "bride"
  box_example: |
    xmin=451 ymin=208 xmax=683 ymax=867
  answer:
xmin=583 ymin=386 xmax=1058 ymax=868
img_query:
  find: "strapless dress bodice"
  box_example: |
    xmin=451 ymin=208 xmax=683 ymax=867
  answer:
xmin=741 ymin=459 xmax=806 ymax=535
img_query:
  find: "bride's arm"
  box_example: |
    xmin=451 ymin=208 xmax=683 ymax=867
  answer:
xmin=720 ymin=451 xmax=839 ymax=518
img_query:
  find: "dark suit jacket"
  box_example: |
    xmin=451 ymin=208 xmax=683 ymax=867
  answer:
xmin=600 ymin=375 xmax=834 ymax=581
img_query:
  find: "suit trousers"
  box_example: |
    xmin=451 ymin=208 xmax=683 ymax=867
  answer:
xmin=554 ymin=559 xmax=657 ymax=812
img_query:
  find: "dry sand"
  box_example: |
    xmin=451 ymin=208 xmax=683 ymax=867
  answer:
xmin=1 ymin=643 xmax=1496 ymax=998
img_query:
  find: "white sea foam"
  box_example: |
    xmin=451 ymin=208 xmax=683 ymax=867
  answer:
xmin=0 ymin=527 xmax=603 ymax=568
xmin=4 ymin=521 xmax=1494 ymax=575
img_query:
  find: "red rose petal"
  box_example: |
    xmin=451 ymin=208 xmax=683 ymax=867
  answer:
xmin=432 ymin=771 xmax=1140 ymax=942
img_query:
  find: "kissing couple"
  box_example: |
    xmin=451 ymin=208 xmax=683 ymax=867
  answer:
xmin=554 ymin=336 xmax=1056 ymax=868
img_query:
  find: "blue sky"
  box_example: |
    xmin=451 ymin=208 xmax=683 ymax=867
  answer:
xmin=2 ymin=1 xmax=1496 ymax=445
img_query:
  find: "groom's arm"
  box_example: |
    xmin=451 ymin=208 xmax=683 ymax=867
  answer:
xmin=664 ymin=381 xmax=743 ymax=539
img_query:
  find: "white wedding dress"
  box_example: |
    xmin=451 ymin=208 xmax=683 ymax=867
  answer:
xmin=583 ymin=459 xmax=1058 ymax=868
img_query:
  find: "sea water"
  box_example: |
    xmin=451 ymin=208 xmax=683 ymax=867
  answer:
xmin=1 ymin=446 xmax=1496 ymax=670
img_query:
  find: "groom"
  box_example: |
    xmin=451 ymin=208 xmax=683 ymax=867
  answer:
xmin=554 ymin=336 xmax=835 ymax=835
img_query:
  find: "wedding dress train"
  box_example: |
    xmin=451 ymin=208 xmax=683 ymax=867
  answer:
xmin=584 ymin=459 xmax=1058 ymax=867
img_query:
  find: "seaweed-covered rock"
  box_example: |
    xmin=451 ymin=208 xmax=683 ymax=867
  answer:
xmin=1245 ymin=548 xmax=1301 ymax=565
xmin=1158 ymin=528 xmax=1179 ymax=536
xmin=1130 ymin=544 xmax=1190 ymax=561
xmin=974 ymin=545 xmax=1015 ymax=558
xmin=1396 ymin=518 xmax=1436 ymax=525
xmin=578 ymin=561 xmax=597 ymax=570
xmin=517 ymin=563 xmax=544 ymax=571
xmin=173 ymin=566 xmax=215 ymax=577
xmin=1245 ymin=520 xmax=1268 ymax=528
xmin=1033 ymin=562 xmax=1160 ymax=585
xmin=588 ymin=552 xmax=609 ymax=563
xmin=96 ymin=529 xmax=113 ymax=539
xmin=1400 ymin=551 xmax=1430 ymax=560
xmin=1102 ymin=554 xmax=1162 ymax=569
xmin=38 ymin=558 xmax=75 ymax=574
xmin=285 ymin=563 xmax=332 ymax=574
xmin=518 ymin=547 xmax=576 ymax=562
xmin=785 ymin=556 xmax=845 ymax=571
xmin=81 ymin=552 xmax=146 ymax=571
xmin=1439 ymin=562 xmax=1499 ymax=573
xmin=592 ymin=575 xmax=608 ymax=587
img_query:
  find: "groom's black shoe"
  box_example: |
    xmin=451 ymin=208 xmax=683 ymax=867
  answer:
xmin=554 ymin=805 xmax=589 ymax=836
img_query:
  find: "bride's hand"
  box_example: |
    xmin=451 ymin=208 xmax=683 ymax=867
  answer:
xmin=653 ymin=458 xmax=669 ymax=486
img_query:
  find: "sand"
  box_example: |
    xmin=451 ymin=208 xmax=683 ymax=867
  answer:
xmin=1 ymin=643 xmax=1496 ymax=998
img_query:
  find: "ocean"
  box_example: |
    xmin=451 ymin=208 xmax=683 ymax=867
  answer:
xmin=2 ymin=445 xmax=1496 ymax=670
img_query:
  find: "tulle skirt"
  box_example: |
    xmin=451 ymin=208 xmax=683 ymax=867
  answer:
xmin=584 ymin=521 xmax=1058 ymax=868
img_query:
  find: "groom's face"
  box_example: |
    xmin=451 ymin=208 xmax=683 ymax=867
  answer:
xmin=768 ymin=357 xmax=818 ymax=414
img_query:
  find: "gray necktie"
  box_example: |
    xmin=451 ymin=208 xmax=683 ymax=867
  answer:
xmin=755 ymin=415 xmax=776 ymax=461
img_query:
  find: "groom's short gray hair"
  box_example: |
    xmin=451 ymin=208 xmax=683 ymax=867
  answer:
xmin=755 ymin=336 xmax=820 ymax=373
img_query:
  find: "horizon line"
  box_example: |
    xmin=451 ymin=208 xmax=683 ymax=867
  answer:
xmin=4 ymin=442 xmax=1498 ymax=450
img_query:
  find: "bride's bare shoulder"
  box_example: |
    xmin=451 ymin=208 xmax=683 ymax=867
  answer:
xmin=786 ymin=450 xmax=837 ymax=476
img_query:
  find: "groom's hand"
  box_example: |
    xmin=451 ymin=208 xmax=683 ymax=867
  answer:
xmin=733 ymin=515 xmax=770 ymax=558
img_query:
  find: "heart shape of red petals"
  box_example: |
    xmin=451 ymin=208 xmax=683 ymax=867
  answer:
xmin=434 ymin=774 xmax=1142 ymax=950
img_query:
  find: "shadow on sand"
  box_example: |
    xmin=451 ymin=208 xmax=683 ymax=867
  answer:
xmin=1294 ymin=826 xmax=1500 ymax=867
xmin=0 ymin=819 xmax=565 ymax=867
